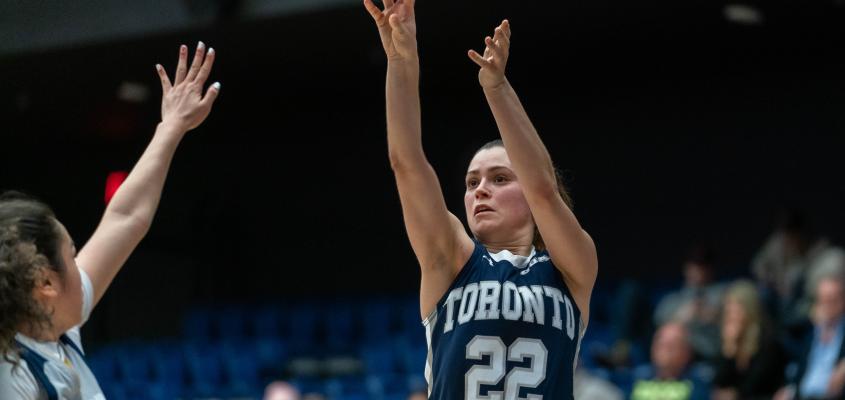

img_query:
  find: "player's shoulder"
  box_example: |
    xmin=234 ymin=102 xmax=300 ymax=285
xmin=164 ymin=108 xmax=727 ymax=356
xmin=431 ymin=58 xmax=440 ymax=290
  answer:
xmin=0 ymin=355 xmax=42 ymax=400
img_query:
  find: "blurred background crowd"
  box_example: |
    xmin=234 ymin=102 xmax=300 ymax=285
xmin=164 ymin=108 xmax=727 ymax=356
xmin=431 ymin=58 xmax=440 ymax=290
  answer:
xmin=2 ymin=0 xmax=845 ymax=399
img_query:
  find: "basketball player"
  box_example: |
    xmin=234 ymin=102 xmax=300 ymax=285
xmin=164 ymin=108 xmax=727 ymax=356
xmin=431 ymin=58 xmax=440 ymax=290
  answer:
xmin=363 ymin=0 xmax=598 ymax=398
xmin=0 ymin=42 xmax=220 ymax=399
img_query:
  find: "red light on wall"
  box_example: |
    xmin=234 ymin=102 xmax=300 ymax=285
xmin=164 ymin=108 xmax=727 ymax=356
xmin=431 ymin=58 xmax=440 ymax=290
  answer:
xmin=105 ymin=171 xmax=128 ymax=205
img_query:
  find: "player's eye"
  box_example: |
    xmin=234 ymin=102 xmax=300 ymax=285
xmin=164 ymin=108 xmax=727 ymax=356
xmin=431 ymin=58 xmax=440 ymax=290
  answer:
xmin=466 ymin=179 xmax=479 ymax=188
xmin=494 ymin=175 xmax=508 ymax=183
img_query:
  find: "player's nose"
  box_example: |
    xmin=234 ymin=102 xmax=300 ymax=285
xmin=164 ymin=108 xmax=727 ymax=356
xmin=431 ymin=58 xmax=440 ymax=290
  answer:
xmin=474 ymin=181 xmax=492 ymax=199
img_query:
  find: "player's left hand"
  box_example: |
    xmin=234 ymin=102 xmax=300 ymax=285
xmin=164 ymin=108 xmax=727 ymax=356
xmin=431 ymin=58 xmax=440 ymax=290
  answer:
xmin=156 ymin=42 xmax=221 ymax=132
xmin=468 ymin=20 xmax=511 ymax=90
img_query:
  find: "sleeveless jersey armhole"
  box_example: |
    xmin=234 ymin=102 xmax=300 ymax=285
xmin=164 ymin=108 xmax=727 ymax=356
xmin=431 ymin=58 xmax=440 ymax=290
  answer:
xmin=422 ymin=241 xmax=485 ymax=327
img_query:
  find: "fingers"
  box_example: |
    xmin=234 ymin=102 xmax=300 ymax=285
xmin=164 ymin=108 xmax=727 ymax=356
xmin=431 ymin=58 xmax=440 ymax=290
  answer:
xmin=384 ymin=0 xmax=394 ymax=7
xmin=200 ymin=82 xmax=221 ymax=108
xmin=363 ymin=0 xmax=383 ymax=22
xmin=485 ymin=36 xmax=502 ymax=56
xmin=175 ymin=45 xmax=188 ymax=85
xmin=388 ymin=11 xmax=408 ymax=36
xmin=185 ymin=41 xmax=206 ymax=83
xmin=468 ymin=49 xmax=492 ymax=68
xmin=485 ymin=35 xmax=507 ymax=59
xmin=493 ymin=26 xmax=510 ymax=50
xmin=194 ymin=47 xmax=215 ymax=85
xmin=155 ymin=64 xmax=172 ymax=93
xmin=501 ymin=19 xmax=511 ymax=38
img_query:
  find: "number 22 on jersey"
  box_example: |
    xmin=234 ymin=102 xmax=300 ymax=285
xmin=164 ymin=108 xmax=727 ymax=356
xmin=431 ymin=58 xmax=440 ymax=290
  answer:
xmin=465 ymin=336 xmax=548 ymax=400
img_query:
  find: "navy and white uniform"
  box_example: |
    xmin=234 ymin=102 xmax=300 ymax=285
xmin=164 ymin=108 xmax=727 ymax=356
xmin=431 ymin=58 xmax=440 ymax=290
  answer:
xmin=424 ymin=241 xmax=584 ymax=400
xmin=0 ymin=267 xmax=105 ymax=400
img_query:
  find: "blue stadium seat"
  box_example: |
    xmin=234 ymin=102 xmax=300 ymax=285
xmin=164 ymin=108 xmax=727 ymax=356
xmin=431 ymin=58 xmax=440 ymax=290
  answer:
xmin=149 ymin=342 xmax=186 ymax=390
xmin=361 ymin=345 xmax=398 ymax=375
xmin=254 ymin=337 xmax=289 ymax=379
xmin=86 ymin=351 xmax=118 ymax=383
xmin=324 ymin=376 xmax=370 ymax=398
xmin=252 ymin=305 xmax=283 ymax=339
xmin=217 ymin=306 xmax=248 ymax=340
xmin=324 ymin=303 xmax=356 ymax=353
xmin=114 ymin=344 xmax=153 ymax=385
xmin=220 ymin=340 xmax=261 ymax=397
xmin=286 ymin=304 xmax=321 ymax=356
xmin=99 ymin=381 xmax=127 ymax=400
xmin=290 ymin=376 xmax=324 ymax=396
xmin=360 ymin=300 xmax=393 ymax=345
xmin=184 ymin=341 xmax=223 ymax=397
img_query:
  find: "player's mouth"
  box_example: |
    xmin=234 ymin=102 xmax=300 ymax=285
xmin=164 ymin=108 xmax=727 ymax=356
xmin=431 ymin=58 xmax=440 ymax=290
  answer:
xmin=474 ymin=204 xmax=495 ymax=216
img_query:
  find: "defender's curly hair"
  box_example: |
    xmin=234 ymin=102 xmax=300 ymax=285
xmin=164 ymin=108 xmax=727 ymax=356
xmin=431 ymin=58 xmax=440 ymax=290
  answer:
xmin=0 ymin=192 xmax=65 ymax=364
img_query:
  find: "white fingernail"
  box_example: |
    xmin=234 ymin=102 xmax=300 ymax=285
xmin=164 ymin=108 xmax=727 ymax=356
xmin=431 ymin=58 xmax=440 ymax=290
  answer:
xmin=198 ymin=41 xmax=205 ymax=49
xmin=208 ymin=48 xmax=215 ymax=55
xmin=212 ymin=82 xmax=221 ymax=90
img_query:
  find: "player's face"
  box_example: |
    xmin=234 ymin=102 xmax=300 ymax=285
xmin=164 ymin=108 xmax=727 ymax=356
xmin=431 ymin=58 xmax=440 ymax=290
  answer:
xmin=44 ymin=221 xmax=85 ymax=332
xmin=464 ymin=147 xmax=534 ymax=245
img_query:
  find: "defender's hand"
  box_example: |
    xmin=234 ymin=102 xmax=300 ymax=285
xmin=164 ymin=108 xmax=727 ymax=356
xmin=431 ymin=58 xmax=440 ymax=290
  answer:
xmin=156 ymin=42 xmax=221 ymax=132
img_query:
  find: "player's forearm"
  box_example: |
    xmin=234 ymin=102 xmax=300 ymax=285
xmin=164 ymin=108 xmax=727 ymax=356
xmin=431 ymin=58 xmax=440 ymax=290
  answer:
xmin=385 ymin=58 xmax=427 ymax=170
xmin=102 ymin=121 xmax=185 ymax=231
xmin=484 ymin=80 xmax=557 ymax=193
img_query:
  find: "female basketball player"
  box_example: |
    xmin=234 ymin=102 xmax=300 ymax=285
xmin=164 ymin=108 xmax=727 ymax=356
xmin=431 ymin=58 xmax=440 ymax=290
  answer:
xmin=0 ymin=42 xmax=220 ymax=399
xmin=364 ymin=0 xmax=598 ymax=398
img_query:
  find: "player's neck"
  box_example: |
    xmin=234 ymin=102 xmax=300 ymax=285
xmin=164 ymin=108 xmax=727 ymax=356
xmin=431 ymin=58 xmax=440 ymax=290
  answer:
xmin=482 ymin=240 xmax=533 ymax=257
xmin=18 ymin=320 xmax=64 ymax=342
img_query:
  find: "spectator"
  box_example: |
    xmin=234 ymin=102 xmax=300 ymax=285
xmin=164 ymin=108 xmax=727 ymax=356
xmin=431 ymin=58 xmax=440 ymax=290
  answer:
xmin=407 ymin=390 xmax=428 ymax=400
xmin=712 ymin=280 xmax=786 ymax=400
xmin=752 ymin=210 xmax=845 ymax=326
xmin=264 ymin=381 xmax=301 ymax=400
xmin=654 ymin=245 xmax=724 ymax=360
xmin=774 ymin=273 xmax=845 ymax=400
xmin=629 ymin=322 xmax=710 ymax=400
xmin=574 ymin=365 xmax=624 ymax=400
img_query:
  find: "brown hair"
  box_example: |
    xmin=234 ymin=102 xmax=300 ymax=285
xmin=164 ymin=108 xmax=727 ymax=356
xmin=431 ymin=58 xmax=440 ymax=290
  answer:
xmin=474 ymin=140 xmax=572 ymax=251
xmin=0 ymin=191 xmax=65 ymax=364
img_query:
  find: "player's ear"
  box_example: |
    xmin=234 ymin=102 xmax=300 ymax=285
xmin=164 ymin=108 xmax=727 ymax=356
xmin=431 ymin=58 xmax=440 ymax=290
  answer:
xmin=33 ymin=269 xmax=61 ymax=300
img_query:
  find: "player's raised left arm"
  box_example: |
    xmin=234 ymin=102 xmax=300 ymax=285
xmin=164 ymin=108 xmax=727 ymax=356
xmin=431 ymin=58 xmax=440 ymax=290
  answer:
xmin=76 ymin=43 xmax=221 ymax=308
xmin=469 ymin=20 xmax=597 ymax=316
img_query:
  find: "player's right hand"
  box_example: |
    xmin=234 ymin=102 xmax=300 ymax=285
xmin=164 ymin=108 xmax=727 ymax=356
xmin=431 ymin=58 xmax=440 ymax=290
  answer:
xmin=363 ymin=0 xmax=418 ymax=62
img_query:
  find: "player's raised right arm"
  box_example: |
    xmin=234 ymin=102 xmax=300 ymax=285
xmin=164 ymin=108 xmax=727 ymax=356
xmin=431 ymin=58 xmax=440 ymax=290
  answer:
xmin=364 ymin=0 xmax=473 ymax=317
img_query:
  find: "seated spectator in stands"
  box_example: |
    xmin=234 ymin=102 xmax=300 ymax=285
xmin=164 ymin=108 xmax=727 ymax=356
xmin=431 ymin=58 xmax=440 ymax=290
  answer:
xmin=629 ymin=322 xmax=710 ymax=400
xmin=654 ymin=245 xmax=724 ymax=360
xmin=774 ymin=273 xmax=845 ymax=400
xmin=264 ymin=381 xmax=300 ymax=400
xmin=753 ymin=210 xmax=845 ymax=327
xmin=712 ymin=280 xmax=786 ymax=400
xmin=407 ymin=390 xmax=427 ymax=400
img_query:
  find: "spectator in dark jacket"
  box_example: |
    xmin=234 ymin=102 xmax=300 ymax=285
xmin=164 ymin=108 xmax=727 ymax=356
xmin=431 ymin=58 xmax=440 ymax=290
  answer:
xmin=712 ymin=280 xmax=786 ymax=400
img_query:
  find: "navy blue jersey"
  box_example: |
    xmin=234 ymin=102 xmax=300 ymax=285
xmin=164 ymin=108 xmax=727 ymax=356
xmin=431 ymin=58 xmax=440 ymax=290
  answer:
xmin=424 ymin=241 xmax=583 ymax=400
